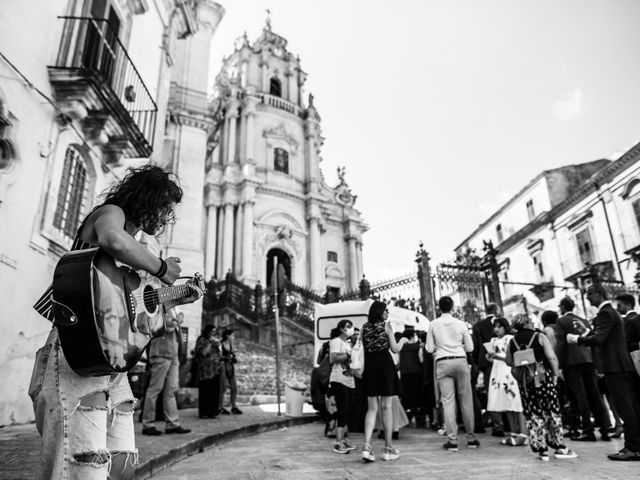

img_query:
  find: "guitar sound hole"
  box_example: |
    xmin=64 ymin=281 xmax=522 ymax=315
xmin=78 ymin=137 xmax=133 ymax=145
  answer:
xmin=143 ymin=285 xmax=158 ymax=313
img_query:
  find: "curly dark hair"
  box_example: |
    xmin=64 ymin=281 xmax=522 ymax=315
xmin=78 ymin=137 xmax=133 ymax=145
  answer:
xmin=99 ymin=164 xmax=182 ymax=234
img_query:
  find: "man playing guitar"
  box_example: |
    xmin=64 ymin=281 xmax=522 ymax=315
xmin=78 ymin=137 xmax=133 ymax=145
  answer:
xmin=30 ymin=165 xmax=203 ymax=480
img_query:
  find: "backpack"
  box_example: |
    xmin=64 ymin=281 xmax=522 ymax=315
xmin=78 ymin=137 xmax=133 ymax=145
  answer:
xmin=510 ymin=332 xmax=546 ymax=392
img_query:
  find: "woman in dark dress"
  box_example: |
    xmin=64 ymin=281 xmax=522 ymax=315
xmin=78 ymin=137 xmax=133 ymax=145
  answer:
xmin=195 ymin=325 xmax=222 ymax=418
xmin=361 ymin=301 xmax=408 ymax=462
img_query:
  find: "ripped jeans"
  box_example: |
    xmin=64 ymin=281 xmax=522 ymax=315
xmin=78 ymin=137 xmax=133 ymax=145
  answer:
xmin=29 ymin=329 xmax=137 ymax=480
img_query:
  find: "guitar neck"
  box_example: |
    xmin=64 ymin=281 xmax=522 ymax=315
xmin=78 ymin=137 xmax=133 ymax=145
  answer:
xmin=156 ymin=284 xmax=191 ymax=305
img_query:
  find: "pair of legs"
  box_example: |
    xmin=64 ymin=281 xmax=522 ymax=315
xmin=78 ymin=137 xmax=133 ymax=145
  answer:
xmin=605 ymin=372 xmax=640 ymax=452
xmin=564 ymin=363 xmax=609 ymax=434
xmin=364 ymin=395 xmax=394 ymax=448
xmin=437 ymin=358 xmax=476 ymax=444
xmin=31 ymin=330 xmax=137 ymax=480
xmin=198 ymin=375 xmax=220 ymax=418
xmin=219 ymin=364 xmax=238 ymax=410
xmin=142 ymin=356 xmax=180 ymax=430
xmin=330 ymin=382 xmax=354 ymax=443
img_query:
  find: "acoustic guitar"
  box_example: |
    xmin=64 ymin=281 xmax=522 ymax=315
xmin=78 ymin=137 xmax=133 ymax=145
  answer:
xmin=51 ymin=247 xmax=204 ymax=376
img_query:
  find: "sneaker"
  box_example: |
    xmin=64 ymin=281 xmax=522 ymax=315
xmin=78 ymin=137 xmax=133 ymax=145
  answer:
xmin=342 ymin=440 xmax=356 ymax=451
xmin=142 ymin=426 xmax=163 ymax=436
xmin=381 ymin=446 xmax=400 ymax=461
xmin=554 ymin=448 xmax=578 ymax=459
xmin=231 ymin=406 xmax=243 ymax=414
xmin=443 ymin=441 xmax=459 ymax=452
xmin=165 ymin=426 xmax=192 ymax=434
xmin=538 ymin=452 xmax=550 ymax=462
xmin=362 ymin=444 xmax=375 ymax=463
xmin=437 ymin=427 xmax=447 ymax=436
xmin=333 ymin=442 xmax=350 ymax=454
xmin=467 ymin=439 xmax=480 ymax=449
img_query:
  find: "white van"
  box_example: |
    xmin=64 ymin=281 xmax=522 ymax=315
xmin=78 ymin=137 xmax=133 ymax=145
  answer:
xmin=313 ymin=300 xmax=430 ymax=367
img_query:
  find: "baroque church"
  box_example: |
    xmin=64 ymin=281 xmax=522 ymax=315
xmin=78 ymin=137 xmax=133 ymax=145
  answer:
xmin=198 ymin=20 xmax=368 ymax=295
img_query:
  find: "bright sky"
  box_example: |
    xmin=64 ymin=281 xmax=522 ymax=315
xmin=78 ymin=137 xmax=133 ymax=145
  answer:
xmin=207 ymin=0 xmax=640 ymax=282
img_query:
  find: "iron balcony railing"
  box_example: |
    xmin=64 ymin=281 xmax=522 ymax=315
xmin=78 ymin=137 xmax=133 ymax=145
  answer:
xmin=51 ymin=16 xmax=157 ymax=156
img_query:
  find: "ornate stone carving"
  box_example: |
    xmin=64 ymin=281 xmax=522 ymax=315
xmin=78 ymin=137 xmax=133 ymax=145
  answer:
xmin=263 ymin=123 xmax=299 ymax=151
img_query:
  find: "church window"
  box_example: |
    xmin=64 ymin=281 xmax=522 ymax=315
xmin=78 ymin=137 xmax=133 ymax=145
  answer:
xmin=270 ymin=77 xmax=282 ymax=97
xmin=53 ymin=146 xmax=87 ymax=238
xmin=274 ymin=147 xmax=289 ymax=174
xmin=496 ymin=224 xmax=503 ymax=244
xmin=327 ymin=251 xmax=338 ymax=263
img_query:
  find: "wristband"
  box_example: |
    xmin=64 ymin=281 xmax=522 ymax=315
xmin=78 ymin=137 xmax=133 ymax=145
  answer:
xmin=154 ymin=258 xmax=168 ymax=278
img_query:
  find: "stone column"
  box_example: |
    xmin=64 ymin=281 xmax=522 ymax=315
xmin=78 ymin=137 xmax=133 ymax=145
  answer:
xmin=242 ymin=200 xmax=255 ymax=281
xmin=309 ymin=217 xmax=322 ymax=292
xmin=221 ymin=203 xmax=234 ymax=275
xmin=233 ymin=204 xmax=243 ymax=274
xmin=356 ymin=240 xmax=364 ymax=282
xmin=215 ymin=205 xmax=225 ymax=278
xmin=245 ymin=112 xmax=254 ymax=162
xmin=205 ymin=205 xmax=218 ymax=279
xmin=226 ymin=112 xmax=237 ymax=165
xmin=348 ymin=237 xmax=358 ymax=291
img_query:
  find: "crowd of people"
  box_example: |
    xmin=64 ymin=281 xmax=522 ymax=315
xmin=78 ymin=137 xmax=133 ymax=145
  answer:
xmin=317 ymin=285 xmax=640 ymax=464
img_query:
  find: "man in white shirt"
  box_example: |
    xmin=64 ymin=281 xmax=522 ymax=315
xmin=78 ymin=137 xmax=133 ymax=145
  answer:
xmin=426 ymin=296 xmax=478 ymax=452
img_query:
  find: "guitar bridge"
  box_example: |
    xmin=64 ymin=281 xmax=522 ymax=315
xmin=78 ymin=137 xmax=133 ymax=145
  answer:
xmin=122 ymin=276 xmax=138 ymax=333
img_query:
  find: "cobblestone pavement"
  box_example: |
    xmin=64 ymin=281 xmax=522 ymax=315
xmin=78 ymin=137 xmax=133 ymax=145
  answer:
xmin=0 ymin=406 xmax=309 ymax=480
xmin=151 ymin=423 xmax=639 ymax=480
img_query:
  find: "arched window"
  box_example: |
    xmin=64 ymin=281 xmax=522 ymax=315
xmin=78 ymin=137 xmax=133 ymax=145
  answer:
xmin=274 ymin=148 xmax=289 ymax=174
xmin=269 ymin=77 xmax=282 ymax=97
xmin=53 ymin=146 xmax=88 ymax=238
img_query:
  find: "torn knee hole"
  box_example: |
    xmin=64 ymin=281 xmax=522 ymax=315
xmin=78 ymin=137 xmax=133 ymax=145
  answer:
xmin=79 ymin=391 xmax=108 ymax=409
xmin=73 ymin=450 xmax=111 ymax=465
xmin=114 ymin=400 xmax=136 ymax=414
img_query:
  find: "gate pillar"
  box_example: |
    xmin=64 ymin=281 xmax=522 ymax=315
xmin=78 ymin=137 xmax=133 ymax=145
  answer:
xmin=482 ymin=240 xmax=503 ymax=312
xmin=416 ymin=242 xmax=436 ymax=319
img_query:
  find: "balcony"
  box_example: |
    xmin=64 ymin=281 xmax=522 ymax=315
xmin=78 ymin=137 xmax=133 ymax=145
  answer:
xmin=168 ymin=82 xmax=209 ymax=117
xmin=48 ymin=17 xmax=157 ymax=160
xmin=561 ymin=243 xmax=616 ymax=283
xmin=255 ymin=93 xmax=302 ymax=117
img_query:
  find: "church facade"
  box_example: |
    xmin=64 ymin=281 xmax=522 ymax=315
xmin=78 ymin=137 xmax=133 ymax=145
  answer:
xmin=201 ymin=21 xmax=368 ymax=296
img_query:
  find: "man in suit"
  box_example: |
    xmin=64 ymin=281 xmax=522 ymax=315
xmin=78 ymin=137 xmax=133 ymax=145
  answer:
xmin=614 ymin=294 xmax=640 ymax=402
xmin=567 ymin=284 xmax=640 ymax=460
xmin=471 ymin=303 xmax=503 ymax=435
xmin=556 ymin=297 xmax=609 ymax=441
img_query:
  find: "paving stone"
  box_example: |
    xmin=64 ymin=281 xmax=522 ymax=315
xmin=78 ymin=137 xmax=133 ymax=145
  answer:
xmin=150 ymin=423 xmax=640 ymax=480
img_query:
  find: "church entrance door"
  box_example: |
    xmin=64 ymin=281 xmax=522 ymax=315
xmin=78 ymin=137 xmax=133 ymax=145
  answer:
xmin=266 ymin=248 xmax=291 ymax=288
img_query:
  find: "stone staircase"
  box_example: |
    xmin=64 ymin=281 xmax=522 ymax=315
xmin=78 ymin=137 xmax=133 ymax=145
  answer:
xmin=234 ymin=338 xmax=313 ymax=397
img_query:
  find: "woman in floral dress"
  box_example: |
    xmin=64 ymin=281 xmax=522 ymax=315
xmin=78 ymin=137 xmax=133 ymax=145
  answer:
xmin=486 ymin=317 xmax=526 ymax=446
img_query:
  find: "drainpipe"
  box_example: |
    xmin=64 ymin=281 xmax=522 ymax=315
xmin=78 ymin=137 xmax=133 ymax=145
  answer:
xmin=596 ymin=182 xmax=624 ymax=282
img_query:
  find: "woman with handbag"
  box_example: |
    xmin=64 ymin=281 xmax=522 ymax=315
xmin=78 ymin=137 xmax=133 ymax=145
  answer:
xmin=195 ymin=325 xmax=222 ymax=419
xmin=329 ymin=319 xmax=357 ymax=453
xmin=507 ymin=315 xmax=577 ymax=462
xmin=360 ymin=301 xmax=408 ymax=462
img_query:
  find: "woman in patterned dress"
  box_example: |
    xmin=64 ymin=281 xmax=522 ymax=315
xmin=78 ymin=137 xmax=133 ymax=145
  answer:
xmin=485 ymin=317 xmax=526 ymax=446
xmin=506 ymin=315 xmax=577 ymax=461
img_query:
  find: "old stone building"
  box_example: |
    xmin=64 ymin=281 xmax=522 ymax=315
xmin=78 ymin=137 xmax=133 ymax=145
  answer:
xmin=454 ymin=147 xmax=640 ymax=320
xmin=0 ymin=0 xmax=224 ymax=425
xmin=202 ymin=19 xmax=368 ymax=297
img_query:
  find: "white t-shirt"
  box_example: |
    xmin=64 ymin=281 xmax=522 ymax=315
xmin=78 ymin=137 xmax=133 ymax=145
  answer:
xmin=329 ymin=337 xmax=355 ymax=389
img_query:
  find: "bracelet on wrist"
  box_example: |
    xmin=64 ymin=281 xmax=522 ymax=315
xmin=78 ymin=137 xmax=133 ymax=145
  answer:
xmin=154 ymin=258 xmax=168 ymax=278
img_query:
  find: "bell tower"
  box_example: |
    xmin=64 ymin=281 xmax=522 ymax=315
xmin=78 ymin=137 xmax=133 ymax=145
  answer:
xmin=204 ymin=18 xmax=368 ymax=294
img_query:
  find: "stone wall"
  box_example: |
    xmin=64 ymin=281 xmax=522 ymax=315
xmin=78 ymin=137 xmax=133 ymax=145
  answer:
xmin=234 ymin=338 xmax=312 ymax=396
